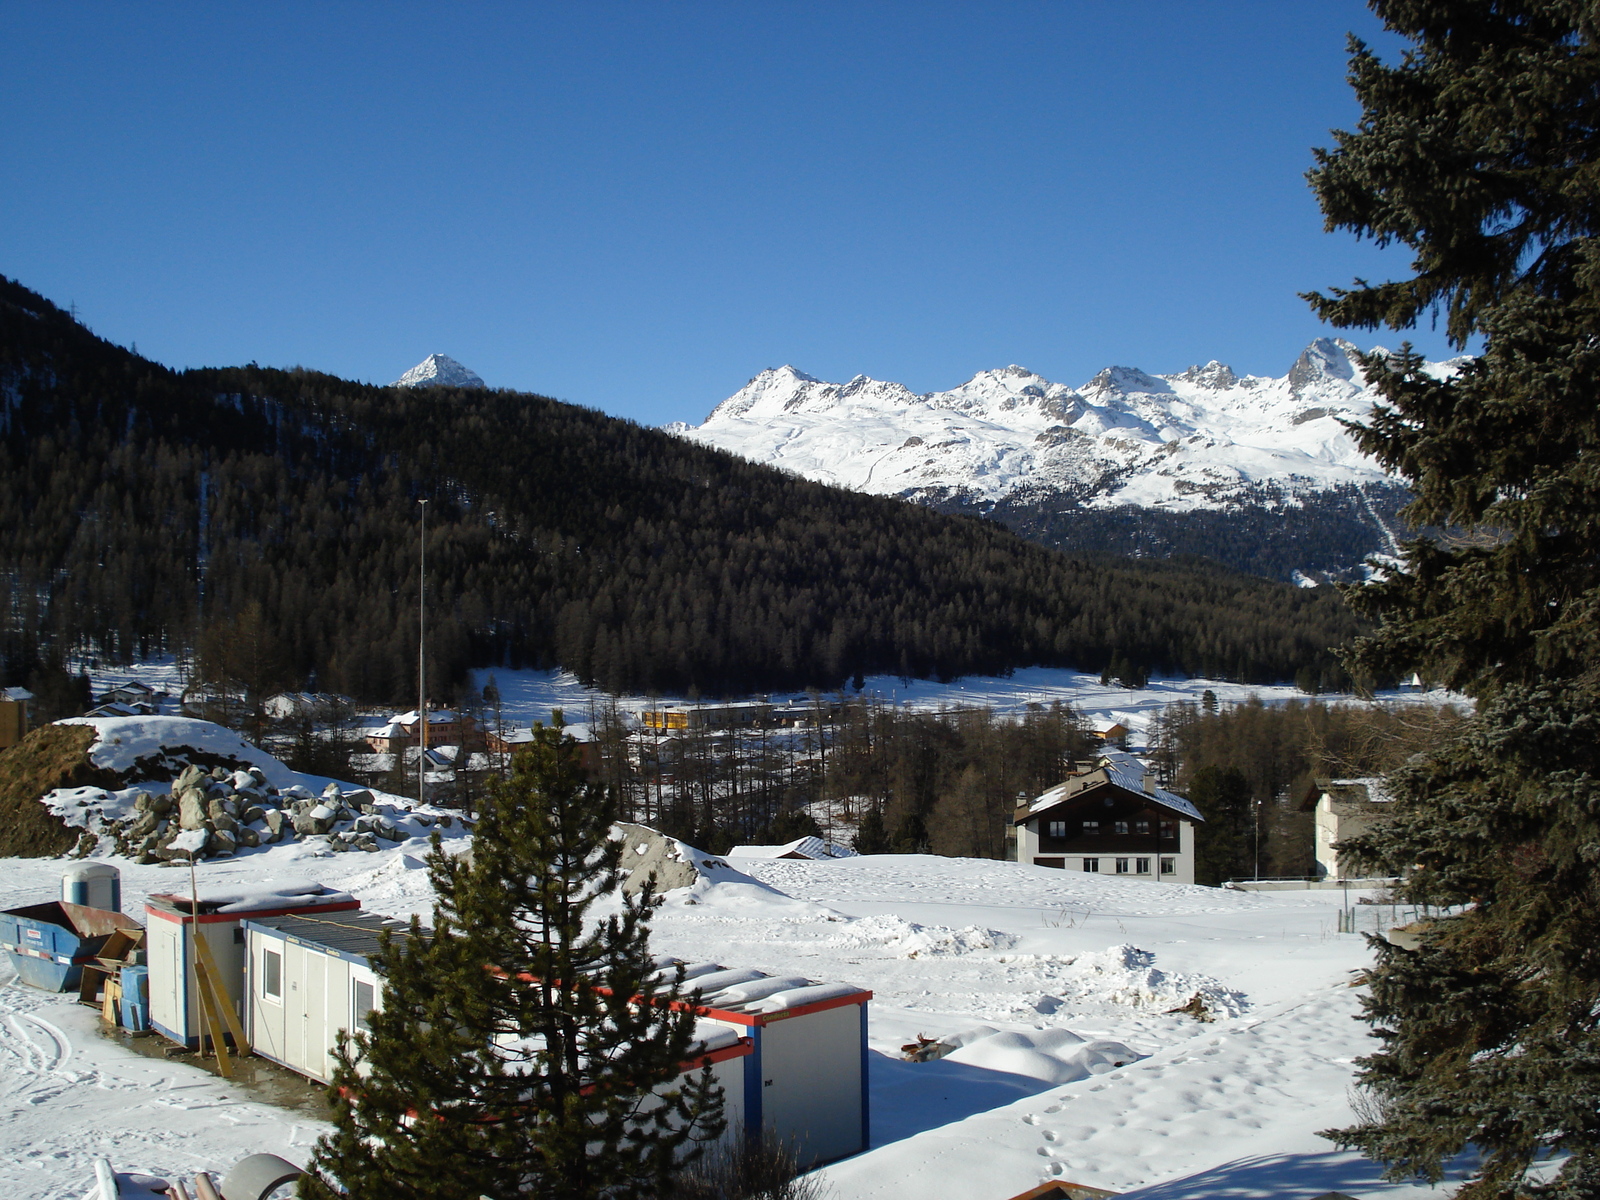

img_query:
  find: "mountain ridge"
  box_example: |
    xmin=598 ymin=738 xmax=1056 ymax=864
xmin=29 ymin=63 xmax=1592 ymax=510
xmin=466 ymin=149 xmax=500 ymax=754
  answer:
xmin=669 ymin=339 xmax=1462 ymax=582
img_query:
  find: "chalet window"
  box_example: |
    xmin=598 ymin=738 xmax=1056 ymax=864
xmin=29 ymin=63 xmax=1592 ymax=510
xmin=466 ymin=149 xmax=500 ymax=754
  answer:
xmin=262 ymin=948 xmax=282 ymax=1001
xmin=1135 ymin=819 xmax=1151 ymax=835
xmin=1047 ymin=820 xmax=1067 ymax=839
xmin=1081 ymin=820 xmax=1100 ymax=836
xmin=1115 ymin=858 xmax=1130 ymax=874
xmin=1082 ymin=858 xmax=1100 ymax=873
xmin=1114 ymin=820 xmax=1129 ymax=835
xmin=1135 ymin=857 xmax=1151 ymax=874
xmin=1034 ymin=857 xmax=1065 ymax=869
xmin=1160 ymin=820 xmax=1178 ymax=840
xmin=1160 ymin=857 xmax=1176 ymax=875
xmin=353 ymin=979 xmax=376 ymax=1031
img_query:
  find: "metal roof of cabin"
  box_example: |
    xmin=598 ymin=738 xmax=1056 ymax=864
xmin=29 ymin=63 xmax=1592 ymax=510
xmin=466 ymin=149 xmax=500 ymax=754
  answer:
xmin=242 ymin=911 xmax=426 ymax=962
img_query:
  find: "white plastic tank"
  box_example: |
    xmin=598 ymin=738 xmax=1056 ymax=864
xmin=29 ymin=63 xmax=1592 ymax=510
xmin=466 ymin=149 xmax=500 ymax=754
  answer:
xmin=62 ymin=862 xmax=122 ymax=913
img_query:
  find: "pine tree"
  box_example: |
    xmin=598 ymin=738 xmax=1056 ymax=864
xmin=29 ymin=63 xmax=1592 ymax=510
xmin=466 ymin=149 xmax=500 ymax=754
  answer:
xmin=1187 ymin=766 xmax=1252 ymax=887
xmin=307 ymin=721 xmax=726 ymax=1199
xmin=1306 ymin=4 xmax=1600 ymax=1195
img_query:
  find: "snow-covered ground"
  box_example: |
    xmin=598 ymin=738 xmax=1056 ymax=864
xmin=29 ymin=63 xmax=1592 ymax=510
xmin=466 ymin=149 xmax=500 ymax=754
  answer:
xmin=469 ymin=664 xmax=1462 ymax=750
xmin=0 ymin=834 xmax=1477 ymax=1199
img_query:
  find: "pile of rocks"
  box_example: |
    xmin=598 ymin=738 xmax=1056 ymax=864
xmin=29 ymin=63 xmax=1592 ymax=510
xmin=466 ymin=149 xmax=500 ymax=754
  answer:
xmin=80 ymin=765 xmax=466 ymax=863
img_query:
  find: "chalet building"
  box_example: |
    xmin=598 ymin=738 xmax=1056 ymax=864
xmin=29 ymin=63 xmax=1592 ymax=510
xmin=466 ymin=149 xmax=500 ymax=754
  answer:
xmin=1303 ymin=777 xmax=1391 ymax=880
xmin=1013 ymin=751 xmax=1202 ymax=884
xmin=365 ymin=709 xmax=480 ymax=753
xmin=0 ymin=686 xmax=34 ymax=750
xmin=482 ymin=722 xmax=601 ymax=776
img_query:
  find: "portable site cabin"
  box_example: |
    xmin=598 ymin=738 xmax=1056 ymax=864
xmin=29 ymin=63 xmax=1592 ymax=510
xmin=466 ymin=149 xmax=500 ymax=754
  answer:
xmin=144 ymin=882 xmax=359 ymax=1048
xmin=241 ymin=912 xmax=400 ymax=1083
xmin=675 ymin=959 xmax=872 ymax=1166
xmin=239 ymin=917 xmax=870 ymax=1166
xmin=239 ymin=913 xmax=756 ymax=1125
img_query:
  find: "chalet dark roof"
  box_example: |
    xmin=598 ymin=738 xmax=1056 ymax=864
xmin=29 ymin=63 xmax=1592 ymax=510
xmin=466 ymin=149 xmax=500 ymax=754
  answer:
xmin=1015 ymin=752 xmax=1204 ymax=826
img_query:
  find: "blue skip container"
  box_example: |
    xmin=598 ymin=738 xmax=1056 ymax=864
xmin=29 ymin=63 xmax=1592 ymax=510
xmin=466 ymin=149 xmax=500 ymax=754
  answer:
xmin=0 ymin=901 xmax=143 ymax=992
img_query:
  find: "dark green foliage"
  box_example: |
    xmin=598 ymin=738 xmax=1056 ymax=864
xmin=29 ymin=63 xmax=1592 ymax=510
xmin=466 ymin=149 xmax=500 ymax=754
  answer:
xmin=0 ymin=275 xmax=1362 ymax=701
xmin=934 ymin=483 xmax=1409 ymax=588
xmin=308 ymin=724 xmax=724 ymax=1199
xmin=1305 ymin=3 xmax=1600 ymax=1195
xmin=1333 ymin=686 xmax=1600 ymax=1197
xmin=1148 ymin=696 xmax=1463 ymax=881
xmin=1187 ymin=766 xmax=1253 ymax=886
xmin=851 ymin=808 xmax=889 ymax=855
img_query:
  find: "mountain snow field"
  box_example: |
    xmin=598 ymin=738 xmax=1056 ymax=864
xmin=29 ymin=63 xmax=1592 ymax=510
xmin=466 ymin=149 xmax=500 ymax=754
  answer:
xmin=0 ymin=831 xmax=1480 ymax=1199
xmin=668 ymin=339 xmax=1463 ymax=514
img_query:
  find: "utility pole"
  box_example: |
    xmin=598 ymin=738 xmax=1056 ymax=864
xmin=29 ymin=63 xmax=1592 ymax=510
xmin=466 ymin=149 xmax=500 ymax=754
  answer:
xmin=418 ymin=498 xmax=428 ymax=810
xmin=1253 ymin=796 xmax=1261 ymax=881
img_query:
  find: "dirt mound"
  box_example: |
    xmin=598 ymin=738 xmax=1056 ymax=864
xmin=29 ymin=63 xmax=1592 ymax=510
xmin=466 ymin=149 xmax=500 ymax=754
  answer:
xmin=0 ymin=724 xmax=120 ymax=857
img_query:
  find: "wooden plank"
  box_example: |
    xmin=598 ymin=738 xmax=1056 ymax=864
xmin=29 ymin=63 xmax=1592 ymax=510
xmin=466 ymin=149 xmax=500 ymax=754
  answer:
xmin=192 ymin=956 xmax=233 ymax=1078
xmin=193 ymin=931 xmax=251 ymax=1055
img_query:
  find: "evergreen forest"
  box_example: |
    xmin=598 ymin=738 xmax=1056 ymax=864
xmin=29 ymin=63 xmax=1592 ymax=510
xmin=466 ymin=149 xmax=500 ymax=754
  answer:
xmin=1 ymin=276 xmax=1364 ymax=703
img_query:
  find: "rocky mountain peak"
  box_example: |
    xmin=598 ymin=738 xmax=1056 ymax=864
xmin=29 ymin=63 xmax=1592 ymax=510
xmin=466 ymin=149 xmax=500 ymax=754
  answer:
xmin=392 ymin=354 xmax=486 ymax=390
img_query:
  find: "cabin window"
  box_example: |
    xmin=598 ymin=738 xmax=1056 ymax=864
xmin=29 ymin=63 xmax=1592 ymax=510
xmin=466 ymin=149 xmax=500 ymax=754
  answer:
xmin=353 ymin=979 xmax=376 ymax=1031
xmin=1082 ymin=858 xmax=1100 ymax=873
xmin=1135 ymin=857 xmax=1151 ymax=874
xmin=1047 ymin=820 xmax=1067 ymax=839
xmin=262 ymin=948 xmax=282 ymax=1001
xmin=1081 ymin=820 xmax=1100 ymax=836
xmin=1115 ymin=858 xmax=1130 ymax=874
xmin=1160 ymin=857 xmax=1176 ymax=875
xmin=1160 ymin=820 xmax=1178 ymax=840
xmin=1135 ymin=819 xmax=1151 ymax=835
xmin=1114 ymin=820 xmax=1129 ymax=835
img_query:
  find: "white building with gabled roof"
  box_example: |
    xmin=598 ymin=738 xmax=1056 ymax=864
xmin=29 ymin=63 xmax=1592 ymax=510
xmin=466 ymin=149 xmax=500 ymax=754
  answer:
xmin=1012 ymin=750 xmax=1203 ymax=884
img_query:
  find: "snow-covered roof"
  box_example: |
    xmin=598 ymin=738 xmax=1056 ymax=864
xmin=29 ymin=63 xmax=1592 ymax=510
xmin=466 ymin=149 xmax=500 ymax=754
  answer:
xmin=727 ymin=836 xmax=857 ymax=861
xmin=1324 ymin=777 xmax=1392 ymax=804
xmin=370 ymin=722 xmax=409 ymax=739
xmin=654 ymin=955 xmax=868 ymax=1017
xmin=2 ymin=686 xmax=35 ymax=702
xmin=390 ymin=709 xmax=461 ymax=724
xmin=1023 ymin=750 xmax=1204 ymax=823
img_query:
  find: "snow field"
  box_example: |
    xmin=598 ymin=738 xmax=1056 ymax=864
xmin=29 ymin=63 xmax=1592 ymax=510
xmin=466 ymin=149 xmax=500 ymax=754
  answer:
xmin=0 ymin=799 xmax=1471 ymax=1197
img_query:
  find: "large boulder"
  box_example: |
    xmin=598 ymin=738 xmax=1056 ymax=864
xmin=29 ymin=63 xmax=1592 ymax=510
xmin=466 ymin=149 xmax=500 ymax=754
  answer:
xmin=177 ymin=787 xmax=210 ymax=831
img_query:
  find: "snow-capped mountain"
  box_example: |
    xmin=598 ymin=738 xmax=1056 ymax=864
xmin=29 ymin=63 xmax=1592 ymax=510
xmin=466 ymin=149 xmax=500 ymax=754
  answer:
xmin=667 ymin=339 xmax=1469 ymax=583
xmin=392 ymin=353 xmax=486 ymax=390
xmin=670 ymin=339 xmax=1456 ymax=514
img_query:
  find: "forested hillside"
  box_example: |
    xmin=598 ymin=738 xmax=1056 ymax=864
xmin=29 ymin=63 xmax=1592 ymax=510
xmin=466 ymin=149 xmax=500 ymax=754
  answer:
xmin=0 ymin=276 xmax=1365 ymax=702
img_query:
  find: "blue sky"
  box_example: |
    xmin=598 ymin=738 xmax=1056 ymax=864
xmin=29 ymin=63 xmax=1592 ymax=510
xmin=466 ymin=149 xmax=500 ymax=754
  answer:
xmin=1 ymin=2 xmax=1454 ymax=425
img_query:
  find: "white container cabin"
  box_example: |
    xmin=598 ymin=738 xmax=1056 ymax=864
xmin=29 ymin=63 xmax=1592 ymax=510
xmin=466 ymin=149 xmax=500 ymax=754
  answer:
xmin=669 ymin=959 xmax=872 ymax=1166
xmin=240 ymin=913 xmax=756 ymax=1123
xmin=239 ymin=918 xmax=869 ymax=1165
xmin=144 ymin=883 xmax=358 ymax=1049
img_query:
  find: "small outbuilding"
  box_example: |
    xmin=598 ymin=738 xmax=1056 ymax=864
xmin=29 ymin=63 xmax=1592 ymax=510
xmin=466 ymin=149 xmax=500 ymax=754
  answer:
xmin=145 ymin=882 xmax=359 ymax=1049
xmin=675 ymin=959 xmax=872 ymax=1166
